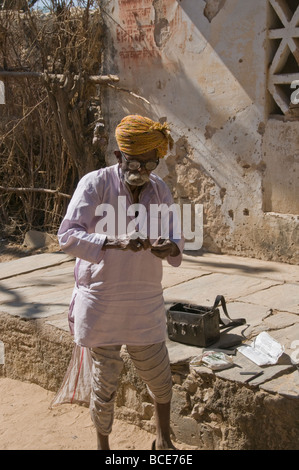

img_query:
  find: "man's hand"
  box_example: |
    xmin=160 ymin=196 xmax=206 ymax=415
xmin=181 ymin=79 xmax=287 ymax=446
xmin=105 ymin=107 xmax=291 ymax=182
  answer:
xmin=103 ymin=234 xmax=151 ymax=252
xmin=119 ymin=235 xmax=151 ymax=252
xmin=150 ymin=237 xmax=180 ymax=259
xmin=103 ymin=234 xmax=179 ymax=257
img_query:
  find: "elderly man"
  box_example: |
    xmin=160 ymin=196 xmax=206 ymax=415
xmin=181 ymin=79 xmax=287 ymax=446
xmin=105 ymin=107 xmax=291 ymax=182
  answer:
xmin=58 ymin=115 xmax=184 ymax=450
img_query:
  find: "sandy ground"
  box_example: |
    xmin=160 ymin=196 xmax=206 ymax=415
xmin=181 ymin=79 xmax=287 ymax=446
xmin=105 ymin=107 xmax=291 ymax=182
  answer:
xmin=0 ymin=377 xmax=158 ymax=451
xmin=0 ymin=378 xmax=197 ymax=451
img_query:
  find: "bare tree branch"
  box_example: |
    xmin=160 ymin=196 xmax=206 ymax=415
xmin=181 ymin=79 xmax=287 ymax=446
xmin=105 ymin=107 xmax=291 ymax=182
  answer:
xmin=107 ymin=83 xmax=150 ymax=104
xmin=0 ymin=186 xmax=71 ymax=198
xmin=0 ymin=70 xmax=120 ymax=83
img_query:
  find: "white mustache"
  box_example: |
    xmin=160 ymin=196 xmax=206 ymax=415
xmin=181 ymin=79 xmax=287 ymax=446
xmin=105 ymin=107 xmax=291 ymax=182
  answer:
xmin=124 ymin=171 xmax=150 ymax=186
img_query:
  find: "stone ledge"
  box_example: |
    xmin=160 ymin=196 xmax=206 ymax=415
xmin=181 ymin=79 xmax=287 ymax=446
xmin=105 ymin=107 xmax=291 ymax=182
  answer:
xmin=118 ymin=343 xmax=299 ymax=450
xmin=0 ymin=312 xmax=298 ymax=450
xmin=0 ymin=251 xmax=298 ymax=449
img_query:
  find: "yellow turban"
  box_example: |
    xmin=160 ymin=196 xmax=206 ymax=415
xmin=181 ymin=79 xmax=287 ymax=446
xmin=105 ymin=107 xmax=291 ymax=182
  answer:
xmin=115 ymin=115 xmax=173 ymax=158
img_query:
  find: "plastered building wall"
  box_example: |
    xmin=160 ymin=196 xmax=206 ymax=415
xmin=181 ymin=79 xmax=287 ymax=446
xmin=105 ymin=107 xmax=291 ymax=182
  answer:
xmin=101 ymin=0 xmax=299 ymax=264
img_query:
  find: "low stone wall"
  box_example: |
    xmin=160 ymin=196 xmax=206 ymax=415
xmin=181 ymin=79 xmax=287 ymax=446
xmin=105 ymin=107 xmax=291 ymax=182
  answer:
xmin=0 ymin=313 xmax=73 ymax=390
xmin=1 ymin=316 xmax=298 ymax=450
xmin=116 ymin=348 xmax=299 ymax=450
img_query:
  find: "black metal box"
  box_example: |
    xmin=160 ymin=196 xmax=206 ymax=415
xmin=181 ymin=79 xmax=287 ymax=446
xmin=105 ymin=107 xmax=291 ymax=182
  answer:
xmin=167 ymin=303 xmax=220 ymax=347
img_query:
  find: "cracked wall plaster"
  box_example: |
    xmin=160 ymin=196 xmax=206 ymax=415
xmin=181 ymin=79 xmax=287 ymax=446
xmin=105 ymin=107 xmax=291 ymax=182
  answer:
xmin=203 ymin=0 xmax=226 ymax=22
xmin=153 ymin=0 xmax=171 ymax=47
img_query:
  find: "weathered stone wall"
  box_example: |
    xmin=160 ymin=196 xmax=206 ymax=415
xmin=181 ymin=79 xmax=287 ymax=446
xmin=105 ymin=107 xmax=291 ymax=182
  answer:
xmin=116 ymin=348 xmax=299 ymax=450
xmin=1 ymin=315 xmax=298 ymax=450
xmin=0 ymin=313 xmax=73 ymax=390
xmin=100 ymin=0 xmax=299 ymax=264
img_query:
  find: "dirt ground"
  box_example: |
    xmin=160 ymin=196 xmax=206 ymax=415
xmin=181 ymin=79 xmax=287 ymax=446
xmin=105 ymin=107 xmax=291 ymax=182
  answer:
xmin=0 ymin=239 xmax=61 ymax=263
xmin=0 ymin=377 xmax=160 ymax=451
xmin=0 ymin=376 xmax=196 ymax=451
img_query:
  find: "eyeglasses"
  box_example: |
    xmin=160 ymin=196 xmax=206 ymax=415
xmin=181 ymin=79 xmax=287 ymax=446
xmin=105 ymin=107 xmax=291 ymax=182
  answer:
xmin=121 ymin=152 xmax=159 ymax=171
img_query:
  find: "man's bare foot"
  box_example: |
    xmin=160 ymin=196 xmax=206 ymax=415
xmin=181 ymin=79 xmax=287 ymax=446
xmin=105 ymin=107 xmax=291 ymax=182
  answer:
xmin=96 ymin=431 xmax=110 ymax=450
xmin=151 ymin=439 xmax=177 ymax=450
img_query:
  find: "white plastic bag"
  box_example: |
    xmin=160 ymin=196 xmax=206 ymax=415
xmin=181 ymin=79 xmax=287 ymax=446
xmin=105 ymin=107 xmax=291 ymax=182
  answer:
xmin=50 ymin=344 xmax=92 ymax=408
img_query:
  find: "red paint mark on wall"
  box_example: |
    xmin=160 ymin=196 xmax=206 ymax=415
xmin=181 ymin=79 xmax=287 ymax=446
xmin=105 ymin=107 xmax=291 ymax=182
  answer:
xmin=117 ymin=0 xmax=180 ymax=64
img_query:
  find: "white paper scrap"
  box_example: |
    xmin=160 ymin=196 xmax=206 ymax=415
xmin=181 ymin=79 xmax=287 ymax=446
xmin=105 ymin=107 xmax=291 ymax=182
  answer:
xmin=190 ymin=351 xmax=234 ymax=371
xmin=238 ymin=332 xmax=284 ymax=366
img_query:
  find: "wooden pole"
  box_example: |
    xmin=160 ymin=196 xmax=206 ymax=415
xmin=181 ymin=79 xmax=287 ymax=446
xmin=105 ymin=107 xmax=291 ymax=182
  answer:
xmin=0 ymin=186 xmax=71 ymax=199
xmin=0 ymin=71 xmax=120 ymax=83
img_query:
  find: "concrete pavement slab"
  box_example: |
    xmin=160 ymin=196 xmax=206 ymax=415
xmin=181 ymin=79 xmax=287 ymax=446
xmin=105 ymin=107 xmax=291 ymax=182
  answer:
xmin=181 ymin=253 xmax=299 ymax=284
xmin=0 ymin=299 xmax=71 ymax=318
xmin=239 ymin=283 xmax=299 ymax=314
xmin=162 ymin=266 xmax=211 ymax=289
xmin=261 ymin=324 xmax=299 ymax=358
xmin=246 ymin=311 xmax=299 ymax=339
xmin=213 ymin=359 xmax=292 ymax=386
xmin=0 ymin=283 xmax=73 ymax=318
xmin=166 ymin=338 xmax=204 ymax=365
xmin=186 ymin=339 xmax=296 ymax=388
xmin=0 ymin=257 xmax=75 ymax=319
xmin=0 ymin=262 xmax=74 ymax=290
xmin=215 ymin=300 xmax=270 ymax=327
xmin=260 ymin=370 xmax=299 ymax=398
xmin=0 ymin=252 xmax=72 ymax=280
xmin=163 ymin=272 xmax=282 ymax=305
xmin=189 ymin=355 xmax=289 ymax=386
xmin=46 ymin=314 xmax=70 ymax=332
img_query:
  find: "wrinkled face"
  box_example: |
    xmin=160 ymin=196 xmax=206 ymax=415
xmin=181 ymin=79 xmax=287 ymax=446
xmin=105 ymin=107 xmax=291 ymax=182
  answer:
xmin=117 ymin=149 xmax=159 ymax=187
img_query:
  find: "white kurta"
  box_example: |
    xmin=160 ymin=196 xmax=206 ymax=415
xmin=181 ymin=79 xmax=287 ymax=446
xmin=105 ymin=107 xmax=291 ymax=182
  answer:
xmin=58 ymin=164 xmax=184 ymax=347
